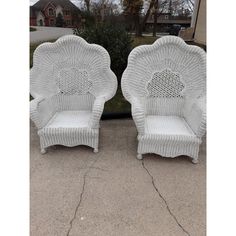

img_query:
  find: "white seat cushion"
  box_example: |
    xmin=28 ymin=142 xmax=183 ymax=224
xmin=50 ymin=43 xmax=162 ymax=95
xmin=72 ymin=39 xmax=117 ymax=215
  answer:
xmin=145 ymin=115 xmax=194 ymax=136
xmin=46 ymin=110 xmax=91 ymax=128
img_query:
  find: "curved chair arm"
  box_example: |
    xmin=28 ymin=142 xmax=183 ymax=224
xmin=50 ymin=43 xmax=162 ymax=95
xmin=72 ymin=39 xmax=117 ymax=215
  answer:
xmin=30 ymin=96 xmax=57 ymax=129
xmin=89 ymin=96 xmax=106 ymax=129
xmin=130 ymin=97 xmax=145 ymax=135
xmin=101 ymin=70 xmax=118 ymax=101
xmin=121 ymin=70 xmax=145 ymax=134
xmin=30 ymin=97 xmax=45 ymax=129
xmin=184 ymin=96 xmax=206 ymax=138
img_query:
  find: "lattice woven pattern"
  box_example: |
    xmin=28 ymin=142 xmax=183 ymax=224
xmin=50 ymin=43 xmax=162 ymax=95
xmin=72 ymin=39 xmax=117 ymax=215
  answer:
xmin=147 ymin=69 xmax=184 ymax=98
xmin=30 ymin=35 xmax=117 ymax=153
xmin=57 ymin=68 xmax=92 ymax=95
xmin=121 ymin=36 xmax=206 ymax=163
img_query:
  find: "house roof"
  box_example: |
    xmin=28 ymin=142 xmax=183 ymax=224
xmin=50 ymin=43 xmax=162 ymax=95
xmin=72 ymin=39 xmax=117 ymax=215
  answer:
xmin=146 ymin=14 xmax=191 ymax=24
xmin=30 ymin=6 xmax=38 ymax=18
xmin=33 ymin=0 xmax=80 ymax=12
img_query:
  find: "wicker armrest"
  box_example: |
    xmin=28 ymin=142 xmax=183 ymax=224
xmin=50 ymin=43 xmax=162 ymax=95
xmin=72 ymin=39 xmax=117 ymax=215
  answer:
xmin=130 ymin=97 xmax=145 ymax=135
xmin=184 ymin=97 xmax=206 ymax=138
xmin=30 ymin=96 xmax=57 ymax=129
xmin=89 ymin=96 xmax=106 ymax=129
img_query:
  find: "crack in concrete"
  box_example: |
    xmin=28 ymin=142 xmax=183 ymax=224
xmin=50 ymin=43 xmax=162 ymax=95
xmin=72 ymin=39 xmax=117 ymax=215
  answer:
xmin=90 ymin=166 xmax=108 ymax=172
xmin=66 ymin=157 xmax=100 ymax=236
xmin=142 ymin=160 xmax=191 ymax=236
xmin=74 ymin=166 xmax=107 ymax=172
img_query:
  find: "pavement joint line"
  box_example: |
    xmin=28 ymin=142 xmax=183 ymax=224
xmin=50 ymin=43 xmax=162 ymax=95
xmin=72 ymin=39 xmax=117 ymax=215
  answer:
xmin=90 ymin=166 xmax=108 ymax=172
xmin=141 ymin=160 xmax=191 ymax=236
xmin=66 ymin=156 xmax=100 ymax=236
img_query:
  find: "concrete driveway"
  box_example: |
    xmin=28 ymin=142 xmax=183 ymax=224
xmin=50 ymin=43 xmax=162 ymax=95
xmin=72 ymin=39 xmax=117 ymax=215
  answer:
xmin=31 ymin=119 xmax=206 ymax=236
xmin=30 ymin=26 xmax=73 ymax=44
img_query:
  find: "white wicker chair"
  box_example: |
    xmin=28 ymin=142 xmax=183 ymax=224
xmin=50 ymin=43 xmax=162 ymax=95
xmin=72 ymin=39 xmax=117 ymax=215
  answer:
xmin=30 ymin=35 xmax=117 ymax=154
xmin=121 ymin=36 xmax=206 ymax=163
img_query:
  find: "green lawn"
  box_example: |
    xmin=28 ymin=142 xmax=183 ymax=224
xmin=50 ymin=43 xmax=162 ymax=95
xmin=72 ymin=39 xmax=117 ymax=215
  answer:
xmin=30 ymin=27 xmax=36 ymax=32
xmin=132 ymin=36 xmax=158 ymax=48
xmin=104 ymin=86 xmax=130 ymax=113
xmin=30 ymin=44 xmax=38 ymax=68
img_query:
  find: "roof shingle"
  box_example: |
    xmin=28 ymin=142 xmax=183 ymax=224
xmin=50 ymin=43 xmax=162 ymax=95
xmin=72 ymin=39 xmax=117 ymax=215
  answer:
xmin=33 ymin=0 xmax=80 ymax=12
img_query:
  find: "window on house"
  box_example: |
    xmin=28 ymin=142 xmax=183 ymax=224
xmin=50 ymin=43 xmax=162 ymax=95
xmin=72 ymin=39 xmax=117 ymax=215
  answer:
xmin=65 ymin=10 xmax=70 ymax=15
xmin=50 ymin=19 xmax=54 ymax=26
xmin=48 ymin=8 xmax=54 ymax=16
xmin=66 ymin=20 xmax=71 ymax=26
xmin=39 ymin=19 xmax=43 ymax=26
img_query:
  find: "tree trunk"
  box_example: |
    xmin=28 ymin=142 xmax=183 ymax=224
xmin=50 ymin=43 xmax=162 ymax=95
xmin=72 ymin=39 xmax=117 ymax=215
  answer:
xmin=134 ymin=13 xmax=141 ymax=37
xmin=153 ymin=0 xmax=159 ymax=37
xmin=141 ymin=0 xmax=155 ymax=32
xmin=85 ymin=0 xmax=90 ymax=12
xmin=153 ymin=10 xmax=157 ymax=37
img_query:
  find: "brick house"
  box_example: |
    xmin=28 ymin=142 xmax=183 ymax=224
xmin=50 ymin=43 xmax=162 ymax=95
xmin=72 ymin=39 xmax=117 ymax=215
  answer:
xmin=30 ymin=0 xmax=81 ymax=27
xmin=146 ymin=13 xmax=191 ymax=32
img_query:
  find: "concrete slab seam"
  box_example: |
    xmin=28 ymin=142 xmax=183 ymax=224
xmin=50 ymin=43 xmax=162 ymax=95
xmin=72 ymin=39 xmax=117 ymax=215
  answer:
xmin=141 ymin=160 xmax=191 ymax=236
xmin=66 ymin=156 xmax=101 ymax=236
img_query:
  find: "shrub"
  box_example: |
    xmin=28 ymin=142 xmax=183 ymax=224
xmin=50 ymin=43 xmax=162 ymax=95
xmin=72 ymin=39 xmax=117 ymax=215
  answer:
xmin=30 ymin=27 xmax=36 ymax=32
xmin=56 ymin=13 xmax=64 ymax=27
xmin=73 ymin=23 xmax=133 ymax=82
xmin=80 ymin=11 xmax=96 ymax=28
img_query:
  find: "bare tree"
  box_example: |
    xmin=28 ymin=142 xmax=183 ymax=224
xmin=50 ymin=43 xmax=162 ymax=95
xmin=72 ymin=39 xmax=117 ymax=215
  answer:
xmin=122 ymin=0 xmax=144 ymax=36
xmin=186 ymin=0 xmax=194 ymax=12
xmin=171 ymin=0 xmax=195 ymax=15
xmin=151 ymin=0 xmax=170 ymax=36
xmin=91 ymin=0 xmax=119 ymax=22
xmin=85 ymin=0 xmax=91 ymax=12
xmin=78 ymin=0 xmax=91 ymax=12
xmin=141 ymin=0 xmax=155 ymax=32
xmin=150 ymin=0 xmax=194 ymax=36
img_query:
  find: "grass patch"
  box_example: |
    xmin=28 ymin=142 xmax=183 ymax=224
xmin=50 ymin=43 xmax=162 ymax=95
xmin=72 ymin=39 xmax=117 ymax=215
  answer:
xmin=131 ymin=36 xmax=158 ymax=48
xmin=30 ymin=27 xmax=36 ymax=32
xmin=186 ymin=41 xmax=206 ymax=51
xmin=30 ymin=44 xmax=38 ymax=68
xmin=104 ymin=86 xmax=130 ymax=113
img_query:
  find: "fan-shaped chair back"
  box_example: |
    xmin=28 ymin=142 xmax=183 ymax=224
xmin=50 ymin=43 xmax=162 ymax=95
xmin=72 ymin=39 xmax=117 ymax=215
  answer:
xmin=30 ymin=35 xmax=116 ymax=101
xmin=122 ymin=36 xmax=206 ymax=116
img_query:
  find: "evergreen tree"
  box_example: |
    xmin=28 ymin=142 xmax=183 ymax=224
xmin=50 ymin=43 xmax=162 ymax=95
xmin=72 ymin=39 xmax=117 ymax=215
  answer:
xmin=56 ymin=13 xmax=64 ymax=27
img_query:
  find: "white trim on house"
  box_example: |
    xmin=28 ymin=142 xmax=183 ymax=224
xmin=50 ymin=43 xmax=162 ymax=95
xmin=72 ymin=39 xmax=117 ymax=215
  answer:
xmin=56 ymin=5 xmax=63 ymax=17
xmin=42 ymin=1 xmax=56 ymax=12
xmin=48 ymin=7 xmax=55 ymax=16
xmin=36 ymin=11 xmax=45 ymax=26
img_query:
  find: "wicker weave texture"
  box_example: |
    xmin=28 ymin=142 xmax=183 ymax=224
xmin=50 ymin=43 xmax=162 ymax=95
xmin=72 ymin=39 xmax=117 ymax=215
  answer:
xmin=30 ymin=35 xmax=117 ymax=153
xmin=121 ymin=36 xmax=206 ymax=163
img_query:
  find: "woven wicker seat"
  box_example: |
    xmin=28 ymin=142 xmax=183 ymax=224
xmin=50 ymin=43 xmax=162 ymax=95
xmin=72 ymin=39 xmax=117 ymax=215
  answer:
xmin=30 ymin=35 xmax=117 ymax=154
xmin=121 ymin=36 xmax=206 ymax=163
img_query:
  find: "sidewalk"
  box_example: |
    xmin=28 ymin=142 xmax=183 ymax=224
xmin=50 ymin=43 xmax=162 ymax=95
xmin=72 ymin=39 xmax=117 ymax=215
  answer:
xmin=30 ymin=26 xmax=73 ymax=44
xmin=31 ymin=119 xmax=206 ymax=236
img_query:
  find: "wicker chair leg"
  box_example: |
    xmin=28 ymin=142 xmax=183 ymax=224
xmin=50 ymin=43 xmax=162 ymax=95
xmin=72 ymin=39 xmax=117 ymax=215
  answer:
xmin=41 ymin=148 xmax=47 ymax=154
xmin=137 ymin=153 xmax=143 ymax=160
xmin=191 ymin=158 xmax=199 ymax=164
